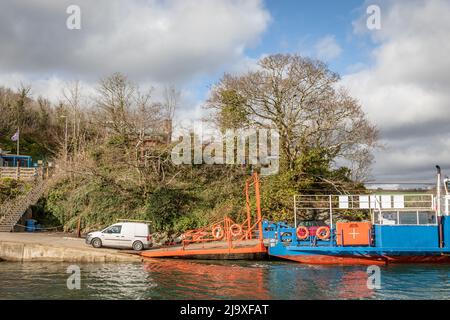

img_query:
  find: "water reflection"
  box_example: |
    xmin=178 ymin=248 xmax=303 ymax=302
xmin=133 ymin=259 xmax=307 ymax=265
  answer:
xmin=265 ymin=264 xmax=375 ymax=299
xmin=336 ymin=270 xmax=374 ymax=299
xmin=0 ymin=260 xmax=449 ymax=300
xmin=143 ymin=259 xmax=270 ymax=299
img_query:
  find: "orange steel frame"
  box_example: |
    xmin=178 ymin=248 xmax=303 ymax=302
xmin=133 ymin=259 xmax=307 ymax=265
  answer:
xmin=141 ymin=172 xmax=266 ymax=259
xmin=180 ymin=172 xmax=264 ymax=251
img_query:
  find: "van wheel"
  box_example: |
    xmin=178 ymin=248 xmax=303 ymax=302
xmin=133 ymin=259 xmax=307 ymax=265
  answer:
xmin=132 ymin=241 xmax=144 ymax=251
xmin=92 ymin=238 xmax=102 ymax=248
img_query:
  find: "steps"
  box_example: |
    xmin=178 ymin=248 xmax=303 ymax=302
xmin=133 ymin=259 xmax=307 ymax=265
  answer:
xmin=0 ymin=179 xmax=48 ymax=232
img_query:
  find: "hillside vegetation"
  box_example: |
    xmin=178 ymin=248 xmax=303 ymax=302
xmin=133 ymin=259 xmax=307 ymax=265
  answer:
xmin=0 ymin=178 xmax=31 ymax=204
xmin=0 ymin=54 xmax=378 ymax=233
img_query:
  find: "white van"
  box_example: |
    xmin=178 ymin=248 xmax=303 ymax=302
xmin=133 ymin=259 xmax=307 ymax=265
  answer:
xmin=85 ymin=222 xmax=152 ymax=251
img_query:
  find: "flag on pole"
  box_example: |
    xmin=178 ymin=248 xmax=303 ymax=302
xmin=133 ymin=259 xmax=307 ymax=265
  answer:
xmin=11 ymin=129 xmax=19 ymax=142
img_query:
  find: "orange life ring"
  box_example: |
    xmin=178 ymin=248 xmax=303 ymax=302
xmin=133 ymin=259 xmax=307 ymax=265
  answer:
xmin=316 ymin=226 xmax=331 ymax=240
xmin=212 ymin=225 xmax=224 ymax=240
xmin=230 ymin=224 xmax=243 ymax=237
xmin=296 ymin=226 xmax=309 ymax=240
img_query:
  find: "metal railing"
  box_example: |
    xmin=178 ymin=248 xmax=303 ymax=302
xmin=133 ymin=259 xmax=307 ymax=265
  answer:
xmin=181 ymin=216 xmax=262 ymax=250
xmin=293 ymin=194 xmax=437 ymax=227
xmin=0 ymin=178 xmax=48 ymax=231
xmin=294 ymin=194 xmax=434 ymax=210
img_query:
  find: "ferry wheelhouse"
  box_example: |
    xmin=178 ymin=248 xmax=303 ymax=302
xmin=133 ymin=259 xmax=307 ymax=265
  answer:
xmin=264 ymin=167 xmax=450 ymax=265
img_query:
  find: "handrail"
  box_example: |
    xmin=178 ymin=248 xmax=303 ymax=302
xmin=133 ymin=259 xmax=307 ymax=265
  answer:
xmin=181 ymin=217 xmax=231 ymax=248
xmin=231 ymin=218 xmax=262 ymax=249
xmin=292 ymin=193 xmax=438 ymax=228
xmin=179 ymin=172 xmax=264 ymax=251
xmin=0 ymin=178 xmax=47 ymax=229
xmin=294 ymin=194 xmax=434 ymax=211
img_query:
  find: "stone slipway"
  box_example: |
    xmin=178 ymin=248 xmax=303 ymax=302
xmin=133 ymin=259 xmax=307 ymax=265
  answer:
xmin=0 ymin=232 xmax=142 ymax=263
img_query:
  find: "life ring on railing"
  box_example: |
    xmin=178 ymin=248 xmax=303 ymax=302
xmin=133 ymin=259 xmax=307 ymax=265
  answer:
xmin=296 ymin=226 xmax=309 ymax=240
xmin=212 ymin=225 xmax=224 ymax=240
xmin=229 ymin=224 xmax=243 ymax=237
xmin=316 ymin=226 xmax=331 ymax=240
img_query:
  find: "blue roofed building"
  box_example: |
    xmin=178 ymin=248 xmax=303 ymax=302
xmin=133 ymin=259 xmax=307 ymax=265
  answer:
xmin=0 ymin=149 xmax=34 ymax=168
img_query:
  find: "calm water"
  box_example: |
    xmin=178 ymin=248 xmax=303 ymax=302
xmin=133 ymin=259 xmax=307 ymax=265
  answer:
xmin=0 ymin=259 xmax=449 ymax=300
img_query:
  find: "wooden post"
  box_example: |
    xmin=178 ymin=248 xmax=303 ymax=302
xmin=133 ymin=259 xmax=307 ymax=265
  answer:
xmin=77 ymin=215 xmax=82 ymax=238
xmin=16 ymin=159 xmax=20 ymax=180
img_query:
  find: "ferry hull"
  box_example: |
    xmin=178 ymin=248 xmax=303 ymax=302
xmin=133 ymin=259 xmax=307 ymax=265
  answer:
xmin=273 ymin=254 xmax=450 ymax=265
xmin=265 ymin=216 xmax=450 ymax=265
xmin=274 ymin=254 xmax=386 ymax=265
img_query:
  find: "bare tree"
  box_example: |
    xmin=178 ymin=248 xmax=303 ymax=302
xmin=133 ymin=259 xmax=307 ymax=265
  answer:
xmin=207 ymin=54 xmax=378 ymax=180
xmin=162 ymin=84 xmax=180 ymax=143
xmin=61 ymin=81 xmax=89 ymax=162
xmin=15 ymin=84 xmax=32 ymax=130
xmin=163 ymin=85 xmax=179 ymax=120
xmin=0 ymin=87 xmax=17 ymax=133
xmin=94 ymin=73 xmax=136 ymax=138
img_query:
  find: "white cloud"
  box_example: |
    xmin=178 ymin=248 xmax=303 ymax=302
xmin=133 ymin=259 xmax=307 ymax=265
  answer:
xmin=0 ymin=0 xmax=270 ymax=92
xmin=0 ymin=73 xmax=99 ymax=103
xmin=342 ymin=0 xmax=450 ymax=180
xmin=314 ymin=35 xmax=342 ymax=61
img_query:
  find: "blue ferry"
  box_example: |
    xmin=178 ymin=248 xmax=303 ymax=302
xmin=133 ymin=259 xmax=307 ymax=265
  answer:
xmin=263 ymin=167 xmax=450 ymax=265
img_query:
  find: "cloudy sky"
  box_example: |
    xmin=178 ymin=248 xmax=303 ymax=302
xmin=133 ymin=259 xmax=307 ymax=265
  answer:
xmin=1 ymin=0 xmax=449 ymax=182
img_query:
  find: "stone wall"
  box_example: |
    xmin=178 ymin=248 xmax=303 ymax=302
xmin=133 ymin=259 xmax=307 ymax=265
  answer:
xmin=0 ymin=241 xmax=142 ymax=263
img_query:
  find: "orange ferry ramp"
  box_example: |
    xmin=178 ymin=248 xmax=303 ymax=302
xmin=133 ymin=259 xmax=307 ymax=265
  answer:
xmin=140 ymin=239 xmax=267 ymax=260
xmin=141 ymin=173 xmax=267 ymax=261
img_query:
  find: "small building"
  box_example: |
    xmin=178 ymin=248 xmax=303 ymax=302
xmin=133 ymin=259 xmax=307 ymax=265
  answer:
xmin=0 ymin=150 xmax=34 ymax=168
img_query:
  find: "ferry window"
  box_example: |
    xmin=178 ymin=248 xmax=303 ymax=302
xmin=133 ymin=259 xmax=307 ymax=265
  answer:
xmin=381 ymin=212 xmax=398 ymax=225
xmin=418 ymin=212 xmax=436 ymax=225
xmin=399 ymin=212 xmax=418 ymax=225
